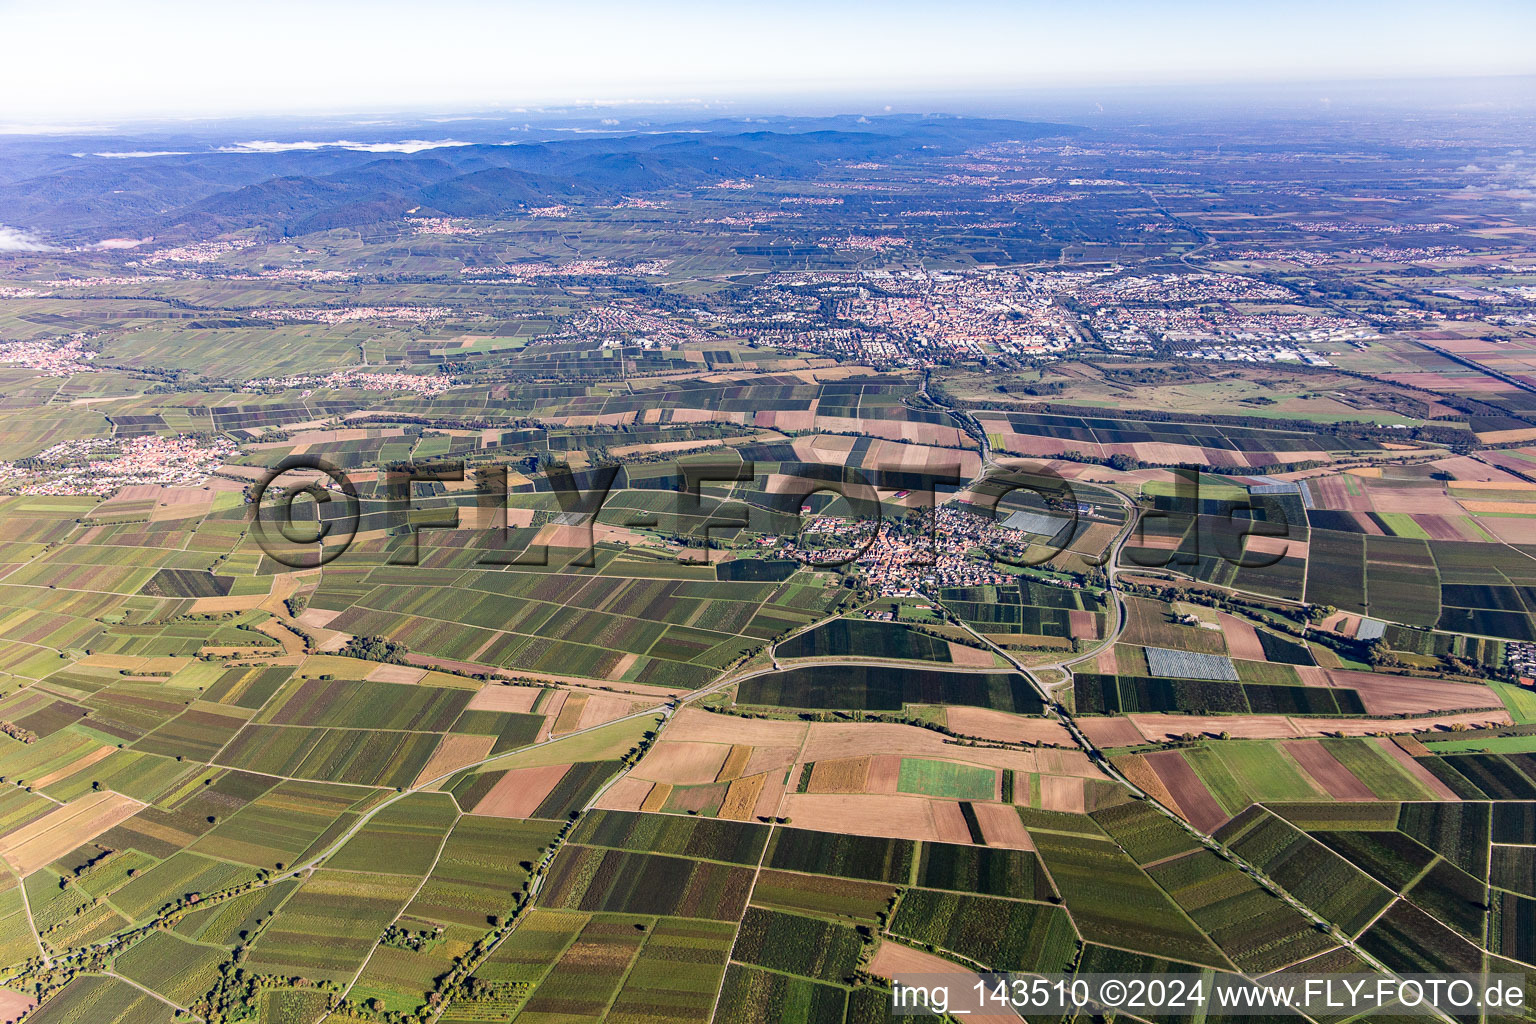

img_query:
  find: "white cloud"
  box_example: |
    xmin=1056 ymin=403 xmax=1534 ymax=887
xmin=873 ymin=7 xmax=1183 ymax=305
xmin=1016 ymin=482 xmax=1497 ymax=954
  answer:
xmin=216 ymin=139 xmax=471 ymax=154
xmin=92 ymin=150 xmax=191 ymax=158
xmin=0 ymin=226 xmax=53 ymax=251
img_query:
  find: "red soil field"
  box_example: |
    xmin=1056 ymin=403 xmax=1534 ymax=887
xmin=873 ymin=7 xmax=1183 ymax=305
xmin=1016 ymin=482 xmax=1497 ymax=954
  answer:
xmin=1373 ymin=737 xmax=1459 ymax=799
xmin=1078 ymin=716 xmax=1147 ymax=748
xmin=473 ymin=764 xmax=570 ymax=818
xmin=1115 ymin=754 xmax=1186 ymax=818
xmin=1311 ymin=476 xmax=1373 ymax=512
xmin=365 ymin=664 xmax=427 ymax=684
xmin=1317 ymin=711 xmax=1509 ymax=735
xmin=1068 ymin=610 xmax=1098 ymax=639
xmin=0 ymin=989 xmax=36 ymax=1023
xmin=1032 ymin=748 xmax=1098 ymax=776
xmin=1282 ymin=740 xmax=1375 ymax=800
xmin=1217 ymin=613 xmax=1266 ymax=661
xmin=971 ymin=801 xmax=1033 ymax=849
xmin=0 ymin=792 xmax=143 ymax=877
xmin=1479 ymin=516 xmax=1536 ymax=544
xmin=1369 ymin=487 xmax=1462 ymax=516
xmin=865 ymin=754 xmax=902 ymax=794
xmin=1324 ymin=670 xmax=1502 ymax=716
xmin=944 ymin=707 xmax=1076 ymax=746
xmin=1143 ymin=751 xmax=1228 ymax=832
xmin=1414 ymin=514 xmax=1474 ymax=541
xmin=930 ymin=800 xmax=974 ymax=843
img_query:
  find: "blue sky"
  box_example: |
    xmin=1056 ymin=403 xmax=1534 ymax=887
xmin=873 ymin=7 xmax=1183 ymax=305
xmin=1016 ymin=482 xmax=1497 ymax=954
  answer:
xmin=1 ymin=0 xmax=1533 ymax=122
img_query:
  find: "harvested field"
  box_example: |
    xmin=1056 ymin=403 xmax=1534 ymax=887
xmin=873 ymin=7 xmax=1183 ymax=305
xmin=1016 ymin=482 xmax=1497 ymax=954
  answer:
xmin=536 ymin=691 xmax=567 ymax=739
xmin=1369 ymin=487 xmax=1461 ymax=515
xmin=551 ymin=693 xmax=588 ymax=735
xmin=1323 ymin=671 xmax=1502 ymax=716
xmin=592 ymin=776 xmax=652 ymax=812
xmin=466 ymin=684 xmax=543 ymax=714
xmin=744 ymin=744 xmax=801 ymax=776
xmin=0 ymin=791 xmax=143 ymax=876
xmin=715 ymin=744 xmax=752 ymax=783
xmin=1129 ymin=714 xmax=1303 ymax=740
xmin=1033 ymin=748 xmax=1098 ymax=776
xmin=807 ymin=756 xmax=871 ymax=794
xmin=970 ymin=801 xmax=1033 ymax=849
xmin=575 ymin=694 xmax=633 ymax=731
xmin=1078 ymin=717 xmax=1147 ymax=748
xmin=800 ymin=722 xmax=1051 ymax=774
xmin=1218 ymin=614 xmax=1266 ymax=661
xmin=631 ymin=740 xmax=731 ymax=786
xmin=944 ymin=707 xmax=1076 ymax=746
xmin=1309 ymin=712 xmax=1509 ymax=736
xmin=949 ymin=642 xmax=997 ymax=667
xmin=931 ymin=801 xmax=975 ymax=844
xmin=1456 ymin=500 xmax=1536 ymax=515
xmin=1143 ymin=751 xmax=1227 ymax=832
xmin=752 ymin=771 xmax=787 ymax=821
xmin=365 ymin=664 xmax=426 ymax=684
xmin=1113 ymin=754 xmax=1183 ymax=815
xmin=472 ymin=764 xmax=569 ymax=818
xmin=1478 ymin=516 xmax=1536 ymax=544
xmin=866 ymin=943 xmax=1019 ymax=1024
xmin=1283 ymin=740 xmax=1375 ymax=800
xmin=414 ymin=733 xmax=495 ymax=787
xmin=295 ymin=607 xmax=343 ymax=629
xmin=0 ymin=989 xmax=35 ymax=1022
xmin=779 ymin=793 xmax=967 ymax=843
xmin=663 ymin=707 xmax=807 ymax=747
xmin=1038 ymin=775 xmax=1088 ymax=813
xmin=1125 ymin=710 xmax=1508 ymax=741
xmin=719 ymin=773 xmax=767 ymax=820
xmin=866 ymin=754 xmax=901 ymax=794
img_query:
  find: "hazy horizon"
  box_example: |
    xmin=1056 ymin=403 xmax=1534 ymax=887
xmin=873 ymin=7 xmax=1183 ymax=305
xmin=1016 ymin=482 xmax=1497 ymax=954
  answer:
xmin=0 ymin=73 xmax=1533 ymax=141
xmin=2 ymin=0 xmax=1532 ymax=124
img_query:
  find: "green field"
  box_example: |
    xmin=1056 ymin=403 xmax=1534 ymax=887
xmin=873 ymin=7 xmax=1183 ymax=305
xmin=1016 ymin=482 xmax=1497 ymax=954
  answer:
xmin=895 ymin=758 xmax=997 ymax=800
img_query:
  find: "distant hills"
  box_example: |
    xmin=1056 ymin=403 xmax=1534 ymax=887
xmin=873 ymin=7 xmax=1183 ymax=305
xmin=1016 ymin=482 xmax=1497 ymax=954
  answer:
xmin=0 ymin=114 xmax=1083 ymax=243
